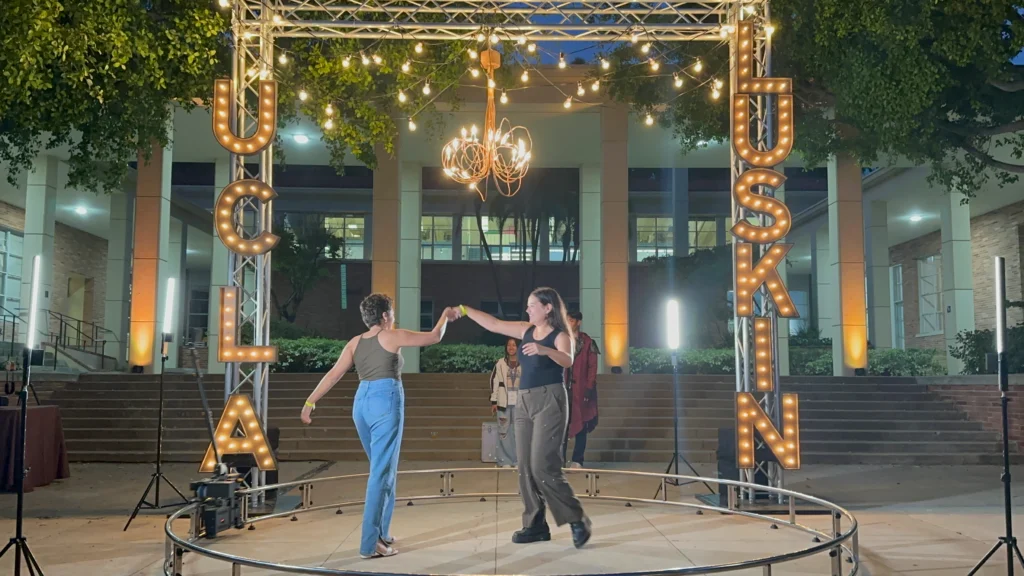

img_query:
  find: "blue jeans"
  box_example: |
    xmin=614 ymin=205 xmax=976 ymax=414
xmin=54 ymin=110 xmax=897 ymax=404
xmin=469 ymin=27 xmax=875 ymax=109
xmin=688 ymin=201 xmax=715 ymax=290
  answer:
xmin=352 ymin=378 xmax=405 ymax=555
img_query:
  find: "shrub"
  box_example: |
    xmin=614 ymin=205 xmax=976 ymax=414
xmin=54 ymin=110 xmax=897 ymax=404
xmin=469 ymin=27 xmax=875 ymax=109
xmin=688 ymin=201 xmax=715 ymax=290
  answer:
xmin=629 ymin=348 xmax=735 ymax=374
xmin=421 ymin=344 xmax=504 ymax=373
xmin=950 ymin=326 xmax=1024 ymax=374
xmin=272 ymin=338 xmax=346 ymax=373
xmin=868 ymin=348 xmax=945 ymax=376
xmin=790 ymin=347 xmax=831 ymax=376
xmin=270 ymin=319 xmax=319 ymax=340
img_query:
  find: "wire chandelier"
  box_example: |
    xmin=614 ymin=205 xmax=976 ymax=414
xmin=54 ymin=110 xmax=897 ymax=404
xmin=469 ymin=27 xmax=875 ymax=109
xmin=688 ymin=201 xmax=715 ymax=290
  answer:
xmin=441 ymin=49 xmax=533 ymax=200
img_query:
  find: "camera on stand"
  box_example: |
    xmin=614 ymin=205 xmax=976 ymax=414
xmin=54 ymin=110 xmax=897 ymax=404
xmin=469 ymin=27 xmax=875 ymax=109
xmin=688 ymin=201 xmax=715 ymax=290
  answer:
xmin=189 ymin=471 xmax=245 ymax=539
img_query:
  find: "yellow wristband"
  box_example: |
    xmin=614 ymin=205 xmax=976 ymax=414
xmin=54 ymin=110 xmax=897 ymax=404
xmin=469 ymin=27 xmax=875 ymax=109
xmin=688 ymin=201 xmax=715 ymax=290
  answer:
xmin=304 ymin=401 xmax=315 ymax=409
xmin=459 ymin=305 xmax=467 ymax=316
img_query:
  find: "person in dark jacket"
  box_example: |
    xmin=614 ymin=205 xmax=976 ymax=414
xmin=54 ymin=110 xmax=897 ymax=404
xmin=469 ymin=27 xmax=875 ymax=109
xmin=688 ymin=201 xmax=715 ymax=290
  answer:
xmin=564 ymin=311 xmax=599 ymax=468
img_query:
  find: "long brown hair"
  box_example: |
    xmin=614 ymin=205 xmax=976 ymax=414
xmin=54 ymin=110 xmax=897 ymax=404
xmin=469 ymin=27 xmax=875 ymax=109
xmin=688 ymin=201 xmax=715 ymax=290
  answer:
xmin=531 ymin=287 xmax=574 ymax=340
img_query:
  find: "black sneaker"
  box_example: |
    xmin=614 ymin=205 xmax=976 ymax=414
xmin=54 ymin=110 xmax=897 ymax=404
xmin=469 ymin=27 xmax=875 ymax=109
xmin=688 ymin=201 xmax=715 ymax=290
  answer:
xmin=512 ymin=524 xmax=551 ymax=544
xmin=570 ymin=517 xmax=592 ymax=549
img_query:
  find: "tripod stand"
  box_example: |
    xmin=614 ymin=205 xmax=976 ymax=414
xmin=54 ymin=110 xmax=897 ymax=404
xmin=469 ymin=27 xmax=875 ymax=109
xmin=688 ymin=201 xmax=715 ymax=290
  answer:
xmin=124 ymin=336 xmax=189 ymax=531
xmin=654 ymin=351 xmax=715 ymax=499
xmin=0 ymin=347 xmax=44 ymax=576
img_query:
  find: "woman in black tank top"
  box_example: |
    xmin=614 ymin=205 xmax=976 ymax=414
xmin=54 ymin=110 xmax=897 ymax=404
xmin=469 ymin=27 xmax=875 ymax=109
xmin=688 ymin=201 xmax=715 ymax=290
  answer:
xmin=450 ymin=287 xmax=592 ymax=549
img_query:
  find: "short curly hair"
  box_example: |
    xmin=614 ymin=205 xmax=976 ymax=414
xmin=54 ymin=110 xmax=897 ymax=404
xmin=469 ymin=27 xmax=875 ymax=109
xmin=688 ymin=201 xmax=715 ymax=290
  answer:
xmin=360 ymin=293 xmax=393 ymax=328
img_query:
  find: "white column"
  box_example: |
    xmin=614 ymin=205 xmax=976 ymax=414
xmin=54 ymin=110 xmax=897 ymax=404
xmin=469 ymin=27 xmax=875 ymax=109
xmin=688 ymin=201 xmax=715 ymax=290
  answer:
xmin=580 ymin=164 xmax=603 ymax=372
xmin=813 ymin=226 xmax=832 ymax=340
xmin=826 ymin=154 xmax=868 ymax=376
xmin=20 ymin=156 xmax=58 ymax=346
xmin=165 ymin=218 xmax=184 ymax=369
xmin=208 ymin=158 xmax=231 ymax=373
xmin=941 ymin=190 xmax=974 ymax=375
xmin=104 ymin=191 xmax=133 ymax=364
xmin=866 ymin=201 xmax=892 ymax=348
xmin=398 ymin=162 xmax=422 ymax=372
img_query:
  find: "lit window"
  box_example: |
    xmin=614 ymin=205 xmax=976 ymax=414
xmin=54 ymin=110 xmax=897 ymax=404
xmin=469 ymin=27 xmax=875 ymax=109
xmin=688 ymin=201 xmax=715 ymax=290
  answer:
xmin=636 ymin=216 xmax=673 ymax=261
xmin=324 ymin=215 xmax=365 ymax=259
xmin=421 ymin=216 xmax=453 ymax=260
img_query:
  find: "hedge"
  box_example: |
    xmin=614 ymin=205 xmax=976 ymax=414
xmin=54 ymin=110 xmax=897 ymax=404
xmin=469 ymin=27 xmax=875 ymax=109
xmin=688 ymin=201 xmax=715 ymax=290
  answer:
xmin=268 ymin=338 xmax=945 ymax=376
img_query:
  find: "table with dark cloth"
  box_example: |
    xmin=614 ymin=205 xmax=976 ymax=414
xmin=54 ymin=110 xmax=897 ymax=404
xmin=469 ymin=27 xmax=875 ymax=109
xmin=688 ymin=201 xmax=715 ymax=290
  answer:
xmin=0 ymin=405 xmax=70 ymax=492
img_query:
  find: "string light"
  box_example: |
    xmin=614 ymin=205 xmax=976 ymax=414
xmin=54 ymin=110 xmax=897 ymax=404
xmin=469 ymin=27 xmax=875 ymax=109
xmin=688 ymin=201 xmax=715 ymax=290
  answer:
xmin=470 ymin=68 xmax=480 ymax=78
xmin=641 ymin=43 xmax=651 ymax=54
xmin=398 ymin=90 xmax=407 ymax=103
xmin=490 ymin=33 xmax=499 ymax=44
xmin=577 ymin=82 xmax=585 ymax=97
xmin=714 ymin=78 xmax=724 ymax=90
xmin=558 ymin=53 xmax=566 ymax=69
xmin=564 ymin=97 xmax=572 ymax=109
xmin=298 ymin=90 xmax=308 ymax=101
xmin=325 ymin=103 xmax=334 ymax=116
xmin=631 ymin=33 xmax=639 ymax=44
xmin=278 ymin=53 xmax=288 ymax=65
xmin=518 ymin=36 xmax=527 ymax=45
xmin=476 ymin=32 xmax=486 ymax=42
xmin=674 ymin=74 xmax=683 ymax=88
xmin=372 ymin=54 xmax=382 ymax=65
xmin=218 ymin=0 xmax=229 ymax=7
xmin=649 ymin=58 xmax=660 ymax=71
xmin=591 ymin=79 xmax=600 ymax=91
xmin=500 ymin=91 xmax=508 ymax=104
xmin=694 ymin=59 xmax=703 ymax=73
xmin=401 ymin=61 xmax=411 ymax=73
xmin=469 ymin=49 xmax=478 ymax=59
xmin=324 ymin=119 xmax=334 ymax=130
xmin=487 ymin=78 xmax=496 ymax=88
xmin=408 ymin=118 xmax=417 ymax=131
xmin=361 ymin=54 xmax=370 ymax=66
xmin=415 ymin=42 xmax=424 ymax=53
xmin=422 ymin=82 xmax=431 ymax=95
xmin=521 ymin=70 xmax=529 ymax=82
xmin=712 ymin=87 xmax=721 ymax=99
xmin=527 ymin=43 xmax=536 ymax=53
xmin=342 ymin=56 xmax=351 ymax=68
xmin=645 ymin=114 xmax=654 ymax=126
xmin=272 ymin=14 xmax=282 ymax=24
xmin=601 ymin=58 xmax=610 ymax=70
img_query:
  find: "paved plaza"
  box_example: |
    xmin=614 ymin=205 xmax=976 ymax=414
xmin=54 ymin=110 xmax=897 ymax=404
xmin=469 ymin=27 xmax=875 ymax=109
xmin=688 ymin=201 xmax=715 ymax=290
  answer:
xmin=2 ymin=461 xmax=1023 ymax=575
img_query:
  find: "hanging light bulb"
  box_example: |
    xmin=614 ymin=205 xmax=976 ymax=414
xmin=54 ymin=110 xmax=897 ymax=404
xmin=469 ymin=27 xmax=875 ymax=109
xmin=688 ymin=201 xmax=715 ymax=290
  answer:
xmin=408 ymin=118 xmax=417 ymax=131
xmin=674 ymin=74 xmax=684 ymax=88
xmin=488 ymin=78 xmax=496 ymax=88
xmin=325 ymin=103 xmax=334 ymax=116
xmin=500 ymin=91 xmax=508 ymax=104
xmin=720 ymin=26 xmax=729 ymax=38
xmin=558 ymin=53 xmax=566 ymax=69
xmin=372 ymin=54 xmax=382 ymax=65
xmin=342 ymin=56 xmax=351 ymax=68
xmin=601 ymin=58 xmax=610 ymax=70
xmin=324 ymin=119 xmax=334 ymax=130
xmin=527 ymin=43 xmax=536 ymax=53
xmin=490 ymin=33 xmax=499 ymax=44
xmin=476 ymin=32 xmax=486 ymax=43
xmin=563 ymin=97 xmax=572 ymax=109
xmin=765 ymin=24 xmax=776 ymax=37
xmin=577 ymin=82 xmax=585 ymax=97
xmin=631 ymin=33 xmax=639 ymax=44
xmin=361 ymin=54 xmax=370 ymax=66
xmin=278 ymin=53 xmax=288 ymax=65
xmin=645 ymin=114 xmax=654 ymax=126
xmin=401 ymin=61 xmax=411 ymax=73
xmin=521 ymin=70 xmax=529 ymax=82
xmin=422 ymin=82 xmax=431 ymax=95
xmin=694 ymin=59 xmax=703 ymax=73
xmin=649 ymin=58 xmax=660 ymax=71
xmin=591 ymin=79 xmax=600 ymax=92
xmin=712 ymin=86 xmax=721 ymax=99
xmin=470 ymin=68 xmax=480 ymax=78
xmin=218 ymin=0 xmax=229 ymax=7
xmin=641 ymin=43 xmax=651 ymax=54
xmin=298 ymin=89 xmax=308 ymax=101
xmin=415 ymin=42 xmax=424 ymax=53
xmin=468 ymin=48 xmax=478 ymax=59
xmin=714 ymin=78 xmax=724 ymax=89
xmin=518 ymin=36 xmax=527 ymax=45
xmin=398 ymin=90 xmax=407 ymax=103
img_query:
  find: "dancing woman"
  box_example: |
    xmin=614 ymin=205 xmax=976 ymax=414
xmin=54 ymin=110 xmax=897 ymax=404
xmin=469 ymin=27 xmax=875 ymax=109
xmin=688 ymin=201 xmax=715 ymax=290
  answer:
xmin=300 ymin=294 xmax=452 ymax=559
xmin=451 ymin=287 xmax=592 ymax=548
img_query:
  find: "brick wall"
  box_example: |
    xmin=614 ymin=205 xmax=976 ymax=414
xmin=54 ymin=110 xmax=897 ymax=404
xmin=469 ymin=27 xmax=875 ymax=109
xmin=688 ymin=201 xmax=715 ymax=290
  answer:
xmin=0 ymin=202 xmax=108 ymax=330
xmin=889 ymin=199 xmax=1024 ymax=352
xmin=929 ymin=384 xmax=1024 ymax=453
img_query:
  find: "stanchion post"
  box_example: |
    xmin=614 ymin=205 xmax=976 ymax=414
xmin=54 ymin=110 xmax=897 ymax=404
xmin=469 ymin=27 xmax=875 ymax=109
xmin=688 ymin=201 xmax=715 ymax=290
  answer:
xmin=788 ymin=496 xmax=796 ymax=524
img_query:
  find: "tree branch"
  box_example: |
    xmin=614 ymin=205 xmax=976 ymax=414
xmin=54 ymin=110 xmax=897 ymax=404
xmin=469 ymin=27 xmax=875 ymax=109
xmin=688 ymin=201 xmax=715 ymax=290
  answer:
xmin=945 ymin=119 xmax=1024 ymax=138
xmin=990 ymin=65 xmax=1024 ymax=93
xmin=961 ymin=141 xmax=1024 ymax=174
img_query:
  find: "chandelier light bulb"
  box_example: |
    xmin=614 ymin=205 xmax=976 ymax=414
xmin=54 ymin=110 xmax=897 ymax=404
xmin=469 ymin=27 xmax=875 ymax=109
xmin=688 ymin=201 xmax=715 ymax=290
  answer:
xmin=577 ymin=82 xmax=585 ymax=97
xmin=415 ymin=42 xmax=424 ymax=53
xmin=423 ymin=82 xmax=431 ymax=95
xmin=601 ymin=58 xmax=610 ymax=70
xmin=401 ymin=61 xmax=411 ymax=73
xmin=298 ymin=90 xmax=308 ymax=101
xmin=500 ymin=91 xmax=508 ymax=104
xmin=398 ymin=90 xmax=407 ymax=103
xmin=558 ymin=53 xmax=566 ymax=69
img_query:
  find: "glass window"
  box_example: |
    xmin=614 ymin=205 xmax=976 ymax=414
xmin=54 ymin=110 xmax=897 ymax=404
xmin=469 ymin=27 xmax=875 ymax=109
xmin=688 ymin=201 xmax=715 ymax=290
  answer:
xmin=548 ymin=217 xmax=578 ymax=262
xmin=688 ymin=219 xmax=717 ymax=254
xmin=480 ymin=300 xmax=522 ymax=320
xmin=636 ymin=216 xmax=673 ymax=261
xmin=420 ymin=300 xmax=433 ymax=331
xmin=324 ymin=215 xmax=366 ymax=260
xmin=461 ymin=217 xmax=533 ymax=261
xmin=0 ymin=229 xmax=24 ymax=316
xmin=917 ymin=256 xmax=943 ymax=335
xmin=187 ymin=288 xmax=209 ymax=344
xmin=891 ymin=265 xmax=905 ymax=348
xmin=421 ymin=216 xmax=454 ymax=261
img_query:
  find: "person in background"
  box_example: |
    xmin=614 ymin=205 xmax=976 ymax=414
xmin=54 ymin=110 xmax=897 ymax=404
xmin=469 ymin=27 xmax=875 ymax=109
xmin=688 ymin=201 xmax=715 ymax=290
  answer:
xmin=565 ymin=311 xmax=599 ymax=468
xmin=489 ymin=337 xmax=521 ymax=467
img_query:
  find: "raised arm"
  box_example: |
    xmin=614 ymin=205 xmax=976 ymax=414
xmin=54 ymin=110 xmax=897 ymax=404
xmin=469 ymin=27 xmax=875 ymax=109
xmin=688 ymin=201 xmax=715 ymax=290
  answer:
xmin=301 ymin=338 xmax=357 ymax=423
xmin=388 ymin=309 xmax=449 ymax=348
xmin=458 ymin=305 xmax=530 ymax=340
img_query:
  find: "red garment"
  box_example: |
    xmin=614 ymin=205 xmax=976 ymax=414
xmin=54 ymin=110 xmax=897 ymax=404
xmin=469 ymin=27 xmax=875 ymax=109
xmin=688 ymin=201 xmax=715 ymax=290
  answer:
xmin=568 ymin=332 xmax=599 ymax=438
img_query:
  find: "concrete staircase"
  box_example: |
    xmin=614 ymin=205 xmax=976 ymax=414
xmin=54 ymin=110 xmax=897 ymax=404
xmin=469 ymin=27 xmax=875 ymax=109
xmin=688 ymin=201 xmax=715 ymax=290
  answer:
xmin=34 ymin=373 xmax=1010 ymax=465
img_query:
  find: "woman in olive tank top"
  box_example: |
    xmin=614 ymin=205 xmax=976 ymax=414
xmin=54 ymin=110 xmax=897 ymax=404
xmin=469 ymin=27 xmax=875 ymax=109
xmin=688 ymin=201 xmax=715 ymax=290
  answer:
xmin=301 ymin=294 xmax=454 ymax=559
xmin=450 ymin=287 xmax=592 ymax=549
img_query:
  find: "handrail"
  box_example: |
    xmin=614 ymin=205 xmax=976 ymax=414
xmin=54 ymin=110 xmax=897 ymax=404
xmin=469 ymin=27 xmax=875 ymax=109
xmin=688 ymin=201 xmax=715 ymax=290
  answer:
xmin=164 ymin=467 xmax=859 ymax=576
xmin=42 ymin=310 xmax=120 ymax=367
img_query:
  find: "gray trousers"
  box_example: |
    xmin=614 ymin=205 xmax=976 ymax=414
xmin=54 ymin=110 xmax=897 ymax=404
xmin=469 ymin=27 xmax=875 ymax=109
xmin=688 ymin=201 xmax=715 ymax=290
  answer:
xmin=496 ymin=404 xmax=517 ymax=466
xmin=516 ymin=383 xmax=586 ymax=528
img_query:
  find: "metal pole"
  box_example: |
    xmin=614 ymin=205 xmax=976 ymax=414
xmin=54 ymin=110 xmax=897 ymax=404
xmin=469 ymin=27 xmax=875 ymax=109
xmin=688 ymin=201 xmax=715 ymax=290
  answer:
xmin=671 ymin=350 xmax=680 ymax=478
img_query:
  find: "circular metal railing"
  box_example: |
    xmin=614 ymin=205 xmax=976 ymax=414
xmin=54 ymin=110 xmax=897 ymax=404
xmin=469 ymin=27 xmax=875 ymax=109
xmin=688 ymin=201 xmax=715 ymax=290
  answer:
xmin=163 ymin=467 xmax=859 ymax=576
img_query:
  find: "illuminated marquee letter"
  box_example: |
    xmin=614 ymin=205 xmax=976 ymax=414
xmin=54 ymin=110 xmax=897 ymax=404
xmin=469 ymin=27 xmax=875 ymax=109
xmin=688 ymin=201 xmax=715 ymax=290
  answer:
xmin=734 ymin=242 xmax=798 ymax=318
xmin=736 ymin=392 xmax=800 ymax=470
xmin=216 ymin=179 xmax=280 ymax=255
xmin=733 ymin=22 xmax=793 ymax=168
xmin=754 ymin=318 xmax=773 ymax=391
xmin=200 ymin=394 xmax=278 ymax=473
xmin=731 ymin=169 xmax=792 ymax=242
xmin=218 ymin=287 xmax=278 ymax=363
xmin=212 ymin=79 xmax=278 ymax=155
